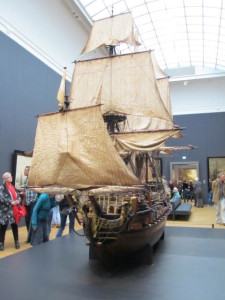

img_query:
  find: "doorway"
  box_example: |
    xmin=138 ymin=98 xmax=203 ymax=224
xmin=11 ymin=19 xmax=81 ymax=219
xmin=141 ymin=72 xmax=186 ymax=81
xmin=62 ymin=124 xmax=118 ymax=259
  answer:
xmin=170 ymin=162 xmax=199 ymax=182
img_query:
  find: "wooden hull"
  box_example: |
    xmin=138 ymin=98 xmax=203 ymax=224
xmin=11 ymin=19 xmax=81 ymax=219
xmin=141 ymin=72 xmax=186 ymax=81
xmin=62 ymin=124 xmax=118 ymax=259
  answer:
xmin=88 ymin=213 xmax=168 ymax=266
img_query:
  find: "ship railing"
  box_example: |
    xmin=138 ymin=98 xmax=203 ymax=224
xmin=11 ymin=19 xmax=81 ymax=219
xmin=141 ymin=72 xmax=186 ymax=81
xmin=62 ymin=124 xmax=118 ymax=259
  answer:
xmin=96 ymin=217 xmax=124 ymax=230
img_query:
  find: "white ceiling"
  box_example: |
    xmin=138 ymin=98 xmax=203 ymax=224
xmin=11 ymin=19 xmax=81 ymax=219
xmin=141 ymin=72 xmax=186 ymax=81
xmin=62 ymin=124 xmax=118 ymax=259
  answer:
xmin=77 ymin=0 xmax=225 ymax=74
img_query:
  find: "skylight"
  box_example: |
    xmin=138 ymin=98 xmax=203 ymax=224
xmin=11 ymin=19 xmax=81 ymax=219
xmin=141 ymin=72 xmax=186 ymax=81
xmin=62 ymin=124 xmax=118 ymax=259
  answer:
xmin=77 ymin=0 xmax=225 ymax=74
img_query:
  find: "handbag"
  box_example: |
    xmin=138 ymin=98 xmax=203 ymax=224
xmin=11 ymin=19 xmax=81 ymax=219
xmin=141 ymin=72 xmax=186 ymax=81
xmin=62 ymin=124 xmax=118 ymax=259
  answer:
xmin=13 ymin=205 xmax=27 ymax=224
xmin=18 ymin=205 xmax=27 ymax=218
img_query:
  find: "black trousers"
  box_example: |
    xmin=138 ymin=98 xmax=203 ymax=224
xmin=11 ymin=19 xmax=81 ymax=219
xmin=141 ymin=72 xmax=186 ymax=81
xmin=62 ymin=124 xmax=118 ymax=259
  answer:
xmin=0 ymin=223 xmax=18 ymax=243
xmin=25 ymin=202 xmax=36 ymax=231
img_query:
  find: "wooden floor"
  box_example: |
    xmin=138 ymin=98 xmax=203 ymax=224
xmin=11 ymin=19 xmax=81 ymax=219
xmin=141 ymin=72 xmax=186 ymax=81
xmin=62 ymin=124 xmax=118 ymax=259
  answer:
xmin=0 ymin=201 xmax=223 ymax=259
xmin=167 ymin=200 xmax=222 ymax=228
xmin=0 ymin=222 xmax=83 ymax=259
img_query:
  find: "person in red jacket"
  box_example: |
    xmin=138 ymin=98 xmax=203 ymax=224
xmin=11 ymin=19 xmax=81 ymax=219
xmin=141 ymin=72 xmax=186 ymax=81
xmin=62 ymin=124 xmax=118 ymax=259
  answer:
xmin=0 ymin=172 xmax=21 ymax=251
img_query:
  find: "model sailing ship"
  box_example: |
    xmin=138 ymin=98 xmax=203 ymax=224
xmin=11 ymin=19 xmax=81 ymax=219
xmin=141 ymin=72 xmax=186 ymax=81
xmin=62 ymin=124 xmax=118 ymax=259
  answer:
xmin=28 ymin=13 xmax=184 ymax=266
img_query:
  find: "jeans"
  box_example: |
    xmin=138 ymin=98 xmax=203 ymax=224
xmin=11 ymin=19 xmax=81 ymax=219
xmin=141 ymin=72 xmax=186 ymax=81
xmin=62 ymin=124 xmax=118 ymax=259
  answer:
xmin=208 ymin=191 xmax=213 ymax=206
xmin=215 ymin=198 xmax=225 ymax=224
xmin=51 ymin=206 xmax=61 ymax=226
xmin=183 ymin=189 xmax=190 ymax=202
xmin=56 ymin=212 xmax=75 ymax=237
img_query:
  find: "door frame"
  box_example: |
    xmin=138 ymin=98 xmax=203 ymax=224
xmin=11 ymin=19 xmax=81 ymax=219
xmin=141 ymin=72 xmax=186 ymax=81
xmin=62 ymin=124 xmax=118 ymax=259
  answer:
xmin=170 ymin=161 xmax=199 ymax=182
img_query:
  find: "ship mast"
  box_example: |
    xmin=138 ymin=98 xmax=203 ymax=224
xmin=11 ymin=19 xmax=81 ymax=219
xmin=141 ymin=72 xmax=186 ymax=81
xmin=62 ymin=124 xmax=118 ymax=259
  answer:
xmin=103 ymin=5 xmax=127 ymax=134
xmin=101 ymin=10 xmax=153 ymax=185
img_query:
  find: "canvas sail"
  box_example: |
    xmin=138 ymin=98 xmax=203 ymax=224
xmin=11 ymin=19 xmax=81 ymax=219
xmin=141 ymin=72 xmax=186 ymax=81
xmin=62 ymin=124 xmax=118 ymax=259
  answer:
xmin=29 ymin=186 xmax=76 ymax=194
xmin=123 ymin=115 xmax=174 ymax=132
xmin=28 ymin=106 xmax=140 ymax=189
xmin=151 ymin=51 xmax=172 ymax=115
xmin=69 ymin=51 xmax=172 ymax=122
xmin=112 ymin=129 xmax=181 ymax=153
xmin=156 ymin=78 xmax=172 ymax=117
xmin=120 ymin=51 xmax=173 ymax=132
xmin=88 ymin=185 xmax=143 ymax=195
xmin=57 ymin=68 xmax=66 ymax=109
xmin=81 ymin=13 xmax=140 ymax=54
xmin=159 ymin=144 xmax=195 ymax=155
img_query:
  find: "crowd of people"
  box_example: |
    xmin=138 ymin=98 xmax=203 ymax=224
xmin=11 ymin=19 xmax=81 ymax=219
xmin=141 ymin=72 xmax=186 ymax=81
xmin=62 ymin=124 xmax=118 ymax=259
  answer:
xmin=0 ymin=167 xmax=79 ymax=251
xmin=1 ymin=167 xmax=225 ymax=251
xmin=167 ymin=178 xmax=204 ymax=207
xmin=167 ymin=174 xmax=225 ymax=225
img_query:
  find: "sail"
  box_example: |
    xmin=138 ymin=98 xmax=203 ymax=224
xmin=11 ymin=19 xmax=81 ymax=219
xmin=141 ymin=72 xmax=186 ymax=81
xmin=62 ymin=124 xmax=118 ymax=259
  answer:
xmin=112 ymin=129 xmax=181 ymax=153
xmin=81 ymin=13 xmax=140 ymax=54
xmin=28 ymin=106 xmax=140 ymax=189
xmin=151 ymin=51 xmax=172 ymax=112
xmin=29 ymin=186 xmax=76 ymax=194
xmin=69 ymin=51 xmax=172 ymax=122
xmin=156 ymin=77 xmax=172 ymax=117
xmin=150 ymin=51 xmax=167 ymax=79
xmin=123 ymin=115 xmax=174 ymax=132
xmin=57 ymin=68 xmax=66 ymax=109
xmin=120 ymin=51 xmax=173 ymax=133
xmin=88 ymin=185 xmax=144 ymax=195
xmin=159 ymin=144 xmax=196 ymax=155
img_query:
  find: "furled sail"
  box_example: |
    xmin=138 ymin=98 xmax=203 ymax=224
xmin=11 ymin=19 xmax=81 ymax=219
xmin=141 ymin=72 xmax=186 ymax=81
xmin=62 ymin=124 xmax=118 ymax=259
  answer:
xmin=69 ymin=51 xmax=172 ymax=122
xmin=111 ymin=129 xmax=181 ymax=153
xmin=81 ymin=12 xmax=140 ymax=54
xmin=88 ymin=185 xmax=144 ymax=195
xmin=29 ymin=186 xmax=76 ymax=194
xmin=28 ymin=106 xmax=140 ymax=189
xmin=159 ymin=144 xmax=196 ymax=155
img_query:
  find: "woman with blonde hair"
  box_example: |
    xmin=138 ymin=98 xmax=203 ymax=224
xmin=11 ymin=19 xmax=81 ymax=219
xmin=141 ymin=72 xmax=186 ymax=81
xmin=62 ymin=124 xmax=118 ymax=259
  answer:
xmin=0 ymin=172 xmax=21 ymax=251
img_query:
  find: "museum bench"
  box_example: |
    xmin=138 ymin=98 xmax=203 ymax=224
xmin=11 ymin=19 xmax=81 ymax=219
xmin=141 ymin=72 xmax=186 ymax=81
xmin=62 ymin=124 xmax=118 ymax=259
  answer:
xmin=170 ymin=197 xmax=192 ymax=220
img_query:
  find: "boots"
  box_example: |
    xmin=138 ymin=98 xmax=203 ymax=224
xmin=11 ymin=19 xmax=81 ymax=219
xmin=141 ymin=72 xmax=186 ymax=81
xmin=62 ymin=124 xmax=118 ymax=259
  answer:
xmin=15 ymin=240 xmax=20 ymax=249
xmin=0 ymin=242 xmax=4 ymax=251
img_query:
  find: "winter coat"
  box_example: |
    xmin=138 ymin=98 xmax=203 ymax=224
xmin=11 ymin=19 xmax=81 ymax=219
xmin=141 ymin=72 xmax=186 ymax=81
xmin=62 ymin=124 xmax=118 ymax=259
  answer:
xmin=0 ymin=184 xmax=21 ymax=225
xmin=212 ymin=179 xmax=225 ymax=204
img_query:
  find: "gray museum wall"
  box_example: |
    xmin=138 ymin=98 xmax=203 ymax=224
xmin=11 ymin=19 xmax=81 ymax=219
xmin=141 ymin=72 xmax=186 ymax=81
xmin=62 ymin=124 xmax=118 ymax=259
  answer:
xmin=162 ymin=112 xmax=225 ymax=202
xmin=0 ymin=32 xmax=60 ymax=177
xmin=1 ymin=31 xmax=224 ymax=203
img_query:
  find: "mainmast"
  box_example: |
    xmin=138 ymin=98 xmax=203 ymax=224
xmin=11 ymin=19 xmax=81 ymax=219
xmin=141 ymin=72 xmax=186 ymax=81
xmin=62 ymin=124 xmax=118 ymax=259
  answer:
xmin=68 ymin=12 xmax=180 ymax=184
xmin=108 ymin=5 xmax=115 ymax=57
xmin=103 ymin=113 xmax=127 ymax=134
xmin=103 ymin=40 xmax=126 ymax=134
xmin=103 ymin=7 xmax=128 ymax=134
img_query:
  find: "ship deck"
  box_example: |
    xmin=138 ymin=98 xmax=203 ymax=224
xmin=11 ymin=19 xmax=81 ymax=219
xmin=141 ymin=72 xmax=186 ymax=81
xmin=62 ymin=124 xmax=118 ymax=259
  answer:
xmin=0 ymin=226 xmax=224 ymax=300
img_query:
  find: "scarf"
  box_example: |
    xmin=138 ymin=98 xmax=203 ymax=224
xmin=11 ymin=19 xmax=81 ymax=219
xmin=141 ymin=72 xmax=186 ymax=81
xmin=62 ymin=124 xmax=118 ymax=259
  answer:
xmin=5 ymin=183 xmax=17 ymax=200
xmin=5 ymin=184 xmax=23 ymax=224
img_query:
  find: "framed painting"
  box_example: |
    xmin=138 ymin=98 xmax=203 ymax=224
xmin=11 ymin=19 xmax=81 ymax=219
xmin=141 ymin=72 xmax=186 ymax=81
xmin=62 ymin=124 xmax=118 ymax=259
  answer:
xmin=12 ymin=150 xmax=32 ymax=189
xmin=170 ymin=162 xmax=199 ymax=183
xmin=207 ymin=157 xmax=225 ymax=181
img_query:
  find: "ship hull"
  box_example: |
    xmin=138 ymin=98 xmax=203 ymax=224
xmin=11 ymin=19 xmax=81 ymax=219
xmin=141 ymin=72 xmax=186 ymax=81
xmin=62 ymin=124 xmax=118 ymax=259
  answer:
xmin=88 ymin=211 xmax=169 ymax=267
